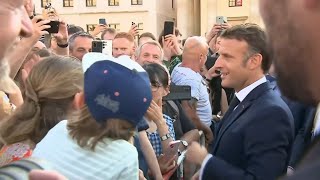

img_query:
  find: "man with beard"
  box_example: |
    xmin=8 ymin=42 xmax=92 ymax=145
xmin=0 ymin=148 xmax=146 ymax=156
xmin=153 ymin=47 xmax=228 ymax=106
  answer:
xmin=259 ymin=0 xmax=320 ymax=179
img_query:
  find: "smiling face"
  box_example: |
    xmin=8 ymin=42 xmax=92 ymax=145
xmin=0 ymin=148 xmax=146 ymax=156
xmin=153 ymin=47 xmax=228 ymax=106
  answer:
xmin=214 ymin=38 xmax=254 ymax=92
xmin=136 ymin=43 xmax=162 ymax=65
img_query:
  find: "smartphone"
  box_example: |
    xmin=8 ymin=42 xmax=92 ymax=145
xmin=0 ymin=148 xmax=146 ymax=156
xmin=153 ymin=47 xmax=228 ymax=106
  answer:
xmin=162 ymin=141 xmax=181 ymax=161
xmin=41 ymin=20 xmax=59 ymax=34
xmin=132 ymin=22 xmax=135 ymax=25
xmin=216 ymin=16 xmax=228 ymax=24
xmin=92 ymin=40 xmax=113 ymax=55
xmin=163 ymin=21 xmax=174 ymax=36
xmin=99 ymin=18 xmax=107 ymax=25
xmin=163 ymin=85 xmax=192 ymax=101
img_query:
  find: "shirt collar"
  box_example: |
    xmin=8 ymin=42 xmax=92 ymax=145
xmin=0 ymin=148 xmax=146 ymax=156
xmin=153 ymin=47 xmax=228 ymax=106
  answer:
xmin=235 ymin=76 xmax=267 ymax=102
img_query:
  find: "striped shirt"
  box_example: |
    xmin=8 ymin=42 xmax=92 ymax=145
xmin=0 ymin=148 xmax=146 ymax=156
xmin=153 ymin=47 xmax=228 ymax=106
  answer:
xmin=33 ymin=120 xmax=138 ymax=180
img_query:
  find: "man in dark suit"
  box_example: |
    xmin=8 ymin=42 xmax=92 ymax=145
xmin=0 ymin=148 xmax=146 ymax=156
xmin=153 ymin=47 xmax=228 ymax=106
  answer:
xmin=185 ymin=24 xmax=294 ymax=180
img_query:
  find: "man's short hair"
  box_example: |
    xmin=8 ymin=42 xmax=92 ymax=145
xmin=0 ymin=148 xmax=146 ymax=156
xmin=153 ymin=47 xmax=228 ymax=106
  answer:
xmin=68 ymin=25 xmax=84 ymax=35
xmin=101 ymin=27 xmax=117 ymax=39
xmin=114 ymin=32 xmax=134 ymax=43
xmin=139 ymin=32 xmax=156 ymax=41
xmin=219 ymin=24 xmax=271 ymax=73
xmin=135 ymin=40 xmax=164 ymax=60
xmin=68 ymin=31 xmax=94 ymax=50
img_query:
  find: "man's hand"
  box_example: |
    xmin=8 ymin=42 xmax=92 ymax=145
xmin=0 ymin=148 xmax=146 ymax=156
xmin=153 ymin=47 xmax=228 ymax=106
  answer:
xmin=21 ymin=53 xmax=41 ymax=83
xmin=204 ymin=128 xmax=214 ymax=146
xmin=205 ymin=65 xmax=221 ymax=80
xmin=53 ymin=19 xmax=68 ymax=45
xmin=24 ymin=0 xmax=34 ymax=17
xmin=128 ymin=23 xmax=139 ymax=37
xmin=139 ymin=169 xmax=147 ymax=180
xmin=91 ymin=24 xmax=108 ymax=37
xmin=162 ymin=35 xmax=182 ymax=60
xmin=164 ymin=34 xmax=182 ymax=56
xmin=30 ymin=16 xmax=51 ymax=41
xmin=157 ymin=154 xmax=177 ymax=174
xmin=191 ymin=170 xmax=200 ymax=180
xmin=29 ymin=170 xmax=67 ymax=180
xmin=206 ymin=23 xmax=232 ymax=43
xmin=186 ymin=142 xmax=208 ymax=166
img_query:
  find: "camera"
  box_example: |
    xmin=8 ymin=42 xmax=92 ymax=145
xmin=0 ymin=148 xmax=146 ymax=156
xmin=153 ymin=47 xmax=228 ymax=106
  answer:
xmin=92 ymin=40 xmax=113 ymax=55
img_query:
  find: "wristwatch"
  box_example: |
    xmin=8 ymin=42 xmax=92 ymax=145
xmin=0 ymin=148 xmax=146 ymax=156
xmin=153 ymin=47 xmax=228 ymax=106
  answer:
xmin=57 ymin=43 xmax=69 ymax=48
xmin=180 ymin=140 xmax=188 ymax=148
xmin=160 ymin=133 xmax=172 ymax=141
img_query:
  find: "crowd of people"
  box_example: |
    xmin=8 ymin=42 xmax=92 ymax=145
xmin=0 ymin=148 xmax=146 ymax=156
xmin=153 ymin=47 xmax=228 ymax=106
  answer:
xmin=1 ymin=0 xmax=320 ymax=179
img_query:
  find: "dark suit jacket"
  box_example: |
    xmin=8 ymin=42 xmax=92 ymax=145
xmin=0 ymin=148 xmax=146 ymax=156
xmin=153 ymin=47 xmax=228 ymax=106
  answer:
xmin=267 ymin=75 xmax=317 ymax=168
xmin=202 ymin=82 xmax=295 ymax=180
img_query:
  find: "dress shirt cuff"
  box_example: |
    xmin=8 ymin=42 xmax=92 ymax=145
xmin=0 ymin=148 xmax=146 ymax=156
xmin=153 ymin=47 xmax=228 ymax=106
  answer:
xmin=199 ymin=154 xmax=213 ymax=180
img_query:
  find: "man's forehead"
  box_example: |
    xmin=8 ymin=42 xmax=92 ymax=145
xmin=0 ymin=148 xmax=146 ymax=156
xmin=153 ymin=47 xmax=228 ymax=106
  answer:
xmin=142 ymin=44 xmax=161 ymax=52
xmin=74 ymin=36 xmax=93 ymax=42
xmin=218 ymin=39 xmax=248 ymax=54
xmin=220 ymin=38 xmax=248 ymax=48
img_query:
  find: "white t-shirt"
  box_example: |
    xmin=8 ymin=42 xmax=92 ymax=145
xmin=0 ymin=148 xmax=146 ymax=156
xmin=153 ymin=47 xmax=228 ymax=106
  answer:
xmin=33 ymin=120 xmax=138 ymax=180
xmin=171 ymin=64 xmax=212 ymax=126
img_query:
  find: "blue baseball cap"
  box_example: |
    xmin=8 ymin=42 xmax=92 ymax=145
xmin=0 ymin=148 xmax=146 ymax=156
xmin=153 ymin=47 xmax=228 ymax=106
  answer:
xmin=82 ymin=53 xmax=152 ymax=126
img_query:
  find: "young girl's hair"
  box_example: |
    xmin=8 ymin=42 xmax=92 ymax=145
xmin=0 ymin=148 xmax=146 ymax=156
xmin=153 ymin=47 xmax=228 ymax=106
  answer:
xmin=0 ymin=56 xmax=83 ymax=145
xmin=68 ymin=106 xmax=135 ymax=150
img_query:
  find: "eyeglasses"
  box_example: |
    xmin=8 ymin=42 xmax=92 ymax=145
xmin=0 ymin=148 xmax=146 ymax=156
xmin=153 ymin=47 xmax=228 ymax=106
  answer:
xmin=151 ymin=82 xmax=163 ymax=92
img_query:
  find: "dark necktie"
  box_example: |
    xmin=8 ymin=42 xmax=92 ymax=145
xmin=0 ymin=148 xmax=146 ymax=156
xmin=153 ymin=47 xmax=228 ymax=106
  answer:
xmin=217 ymin=96 xmax=240 ymax=134
xmin=228 ymin=96 xmax=240 ymax=112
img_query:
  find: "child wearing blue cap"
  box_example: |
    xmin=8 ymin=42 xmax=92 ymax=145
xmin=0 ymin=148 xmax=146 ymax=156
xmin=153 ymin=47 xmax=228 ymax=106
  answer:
xmin=33 ymin=53 xmax=152 ymax=180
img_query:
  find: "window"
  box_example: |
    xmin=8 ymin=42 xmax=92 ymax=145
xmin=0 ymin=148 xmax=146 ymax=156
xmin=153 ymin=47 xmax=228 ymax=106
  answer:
xmin=108 ymin=0 xmax=119 ymax=6
xmin=63 ymin=0 xmax=74 ymax=7
xmin=131 ymin=0 xmax=142 ymax=5
xmin=86 ymin=24 xmax=96 ymax=33
xmin=137 ymin=23 xmax=143 ymax=31
xmin=109 ymin=23 xmax=120 ymax=31
xmin=41 ymin=0 xmax=51 ymax=8
xmin=86 ymin=0 xmax=96 ymax=7
xmin=229 ymin=0 xmax=242 ymax=7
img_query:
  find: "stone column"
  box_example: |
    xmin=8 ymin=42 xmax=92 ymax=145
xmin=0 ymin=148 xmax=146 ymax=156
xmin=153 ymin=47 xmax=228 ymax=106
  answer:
xmin=176 ymin=0 xmax=193 ymax=38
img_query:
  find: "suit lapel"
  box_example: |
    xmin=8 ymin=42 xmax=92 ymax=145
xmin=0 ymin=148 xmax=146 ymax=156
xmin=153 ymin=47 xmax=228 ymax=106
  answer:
xmin=212 ymin=82 xmax=272 ymax=154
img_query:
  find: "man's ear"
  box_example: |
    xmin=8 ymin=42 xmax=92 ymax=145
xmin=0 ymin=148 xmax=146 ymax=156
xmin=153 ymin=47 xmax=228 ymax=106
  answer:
xmin=248 ymin=54 xmax=263 ymax=70
xmin=73 ymin=91 xmax=85 ymax=110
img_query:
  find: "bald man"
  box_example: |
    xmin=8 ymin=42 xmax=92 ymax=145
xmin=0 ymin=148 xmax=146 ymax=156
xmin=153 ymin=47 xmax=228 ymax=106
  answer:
xmin=171 ymin=36 xmax=213 ymax=144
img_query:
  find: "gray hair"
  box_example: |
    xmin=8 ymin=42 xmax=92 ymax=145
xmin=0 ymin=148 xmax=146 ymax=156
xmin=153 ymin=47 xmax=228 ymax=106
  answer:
xmin=68 ymin=32 xmax=94 ymax=51
xmin=135 ymin=40 xmax=164 ymax=61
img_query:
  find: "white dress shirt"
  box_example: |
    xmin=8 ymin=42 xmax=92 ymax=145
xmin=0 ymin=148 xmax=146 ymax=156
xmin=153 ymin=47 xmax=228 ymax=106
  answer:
xmin=313 ymin=103 xmax=320 ymax=136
